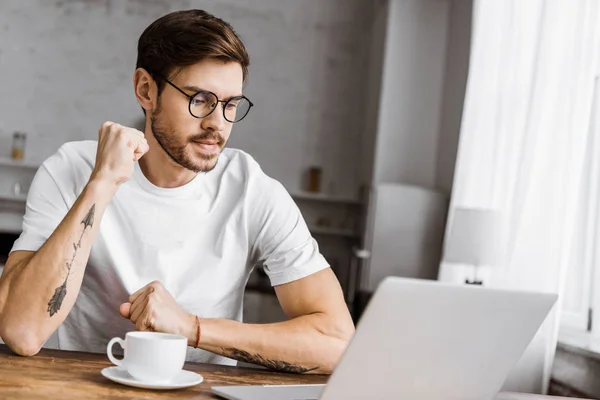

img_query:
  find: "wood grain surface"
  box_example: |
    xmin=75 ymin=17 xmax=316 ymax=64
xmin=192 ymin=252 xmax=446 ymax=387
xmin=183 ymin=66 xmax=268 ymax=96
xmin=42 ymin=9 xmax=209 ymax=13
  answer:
xmin=0 ymin=344 xmax=590 ymax=399
xmin=0 ymin=344 xmax=328 ymax=399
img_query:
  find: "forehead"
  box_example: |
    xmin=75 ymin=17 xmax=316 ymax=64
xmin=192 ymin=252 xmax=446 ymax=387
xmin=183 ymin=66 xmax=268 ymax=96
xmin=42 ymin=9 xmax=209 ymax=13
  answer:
xmin=171 ymin=59 xmax=243 ymax=98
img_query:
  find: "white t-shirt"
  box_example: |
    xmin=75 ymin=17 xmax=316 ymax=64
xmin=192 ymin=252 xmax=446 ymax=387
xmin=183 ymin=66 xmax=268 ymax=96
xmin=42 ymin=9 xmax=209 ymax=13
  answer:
xmin=11 ymin=141 xmax=328 ymax=365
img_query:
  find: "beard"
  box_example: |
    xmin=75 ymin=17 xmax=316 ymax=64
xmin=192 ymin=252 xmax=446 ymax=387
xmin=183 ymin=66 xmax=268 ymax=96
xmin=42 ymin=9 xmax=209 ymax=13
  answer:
xmin=150 ymin=107 xmax=226 ymax=173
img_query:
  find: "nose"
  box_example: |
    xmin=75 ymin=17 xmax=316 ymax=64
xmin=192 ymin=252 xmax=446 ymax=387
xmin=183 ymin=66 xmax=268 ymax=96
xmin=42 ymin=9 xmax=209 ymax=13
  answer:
xmin=201 ymin=105 xmax=227 ymax=132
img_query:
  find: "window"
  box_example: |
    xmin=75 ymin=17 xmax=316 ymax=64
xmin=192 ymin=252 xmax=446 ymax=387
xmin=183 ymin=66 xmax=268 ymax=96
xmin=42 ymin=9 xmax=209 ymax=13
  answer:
xmin=560 ymin=76 xmax=600 ymax=335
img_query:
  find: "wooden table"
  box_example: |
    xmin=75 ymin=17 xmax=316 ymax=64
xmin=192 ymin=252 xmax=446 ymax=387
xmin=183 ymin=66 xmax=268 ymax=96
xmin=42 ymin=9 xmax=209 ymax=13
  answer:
xmin=0 ymin=344 xmax=326 ymax=399
xmin=0 ymin=344 xmax=586 ymax=399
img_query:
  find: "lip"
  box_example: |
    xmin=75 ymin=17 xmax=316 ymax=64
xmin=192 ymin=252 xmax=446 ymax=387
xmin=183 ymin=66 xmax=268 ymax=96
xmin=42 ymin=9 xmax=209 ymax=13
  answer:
xmin=192 ymin=141 xmax=219 ymax=152
xmin=193 ymin=140 xmax=218 ymax=145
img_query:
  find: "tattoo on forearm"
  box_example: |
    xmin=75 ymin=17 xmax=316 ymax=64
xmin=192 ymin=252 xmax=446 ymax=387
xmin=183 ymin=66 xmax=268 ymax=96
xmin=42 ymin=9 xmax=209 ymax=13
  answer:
xmin=221 ymin=348 xmax=318 ymax=374
xmin=47 ymin=204 xmax=95 ymax=317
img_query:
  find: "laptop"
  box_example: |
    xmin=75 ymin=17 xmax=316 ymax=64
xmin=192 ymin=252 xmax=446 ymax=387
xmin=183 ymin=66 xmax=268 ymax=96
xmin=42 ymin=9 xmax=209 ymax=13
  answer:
xmin=212 ymin=277 xmax=557 ymax=400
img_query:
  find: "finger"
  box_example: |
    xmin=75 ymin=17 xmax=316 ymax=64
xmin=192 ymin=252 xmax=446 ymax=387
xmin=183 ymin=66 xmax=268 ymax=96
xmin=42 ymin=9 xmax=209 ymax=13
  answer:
xmin=134 ymin=152 xmax=148 ymax=162
xmin=99 ymin=121 xmax=114 ymax=137
xmin=135 ymin=301 xmax=155 ymax=332
xmin=133 ymin=129 xmax=145 ymax=139
xmin=130 ymin=295 xmax=150 ymax=323
xmin=124 ymin=127 xmax=145 ymax=141
xmin=134 ymin=141 xmax=150 ymax=156
xmin=129 ymin=288 xmax=152 ymax=320
xmin=129 ymin=283 xmax=154 ymax=304
xmin=129 ymin=285 xmax=157 ymax=322
xmin=137 ymin=134 xmax=148 ymax=146
xmin=119 ymin=302 xmax=131 ymax=318
xmin=131 ymin=135 xmax=149 ymax=160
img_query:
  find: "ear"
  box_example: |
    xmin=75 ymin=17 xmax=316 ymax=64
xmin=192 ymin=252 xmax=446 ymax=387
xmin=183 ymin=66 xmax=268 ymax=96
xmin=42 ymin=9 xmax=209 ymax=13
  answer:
xmin=133 ymin=68 xmax=157 ymax=113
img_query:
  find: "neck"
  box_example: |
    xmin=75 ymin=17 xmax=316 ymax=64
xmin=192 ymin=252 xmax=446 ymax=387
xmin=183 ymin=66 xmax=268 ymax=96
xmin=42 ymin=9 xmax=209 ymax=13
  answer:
xmin=138 ymin=126 xmax=198 ymax=189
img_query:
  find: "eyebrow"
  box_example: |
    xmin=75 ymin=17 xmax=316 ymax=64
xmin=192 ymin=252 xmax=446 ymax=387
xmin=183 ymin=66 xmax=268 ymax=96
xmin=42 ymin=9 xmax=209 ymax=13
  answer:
xmin=183 ymin=85 xmax=243 ymax=101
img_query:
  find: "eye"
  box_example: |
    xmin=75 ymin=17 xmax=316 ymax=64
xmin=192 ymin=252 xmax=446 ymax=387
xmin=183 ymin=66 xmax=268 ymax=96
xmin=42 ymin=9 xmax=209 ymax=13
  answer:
xmin=191 ymin=92 xmax=216 ymax=107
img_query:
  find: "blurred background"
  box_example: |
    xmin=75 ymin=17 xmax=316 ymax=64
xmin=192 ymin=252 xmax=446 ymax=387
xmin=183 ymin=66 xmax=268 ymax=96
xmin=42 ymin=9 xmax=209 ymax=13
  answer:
xmin=0 ymin=0 xmax=467 ymax=322
xmin=2 ymin=0 xmax=600 ymax=398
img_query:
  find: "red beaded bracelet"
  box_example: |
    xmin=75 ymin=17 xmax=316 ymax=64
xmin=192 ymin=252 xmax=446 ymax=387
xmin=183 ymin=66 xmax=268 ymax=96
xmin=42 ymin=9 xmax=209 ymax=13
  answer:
xmin=195 ymin=315 xmax=201 ymax=348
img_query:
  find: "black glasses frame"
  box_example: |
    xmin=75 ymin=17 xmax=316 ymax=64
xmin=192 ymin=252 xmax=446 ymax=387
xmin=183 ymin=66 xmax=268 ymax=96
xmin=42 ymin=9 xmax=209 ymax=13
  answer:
xmin=156 ymin=75 xmax=253 ymax=123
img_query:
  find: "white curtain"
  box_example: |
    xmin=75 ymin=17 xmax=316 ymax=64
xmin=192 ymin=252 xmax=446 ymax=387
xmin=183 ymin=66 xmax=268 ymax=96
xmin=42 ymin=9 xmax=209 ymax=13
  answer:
xmin=438 ymin=0 xmax=600 ymax=394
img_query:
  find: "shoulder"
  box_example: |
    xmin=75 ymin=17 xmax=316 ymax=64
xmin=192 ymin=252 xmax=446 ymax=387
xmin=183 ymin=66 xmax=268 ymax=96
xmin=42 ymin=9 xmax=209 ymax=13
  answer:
xmin=220 ymin=148 xmax=288 ymax=198
xmin=39 ymin=140 xmax=97 ymax=195
xmin=220 ymin=148 xmax=262 ymax=175
xmin=43 ymin=140 xmax=97 ymax=172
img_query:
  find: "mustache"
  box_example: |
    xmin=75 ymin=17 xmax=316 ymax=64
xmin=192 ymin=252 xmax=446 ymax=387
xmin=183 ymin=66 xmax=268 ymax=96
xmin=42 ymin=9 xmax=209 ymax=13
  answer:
xmin=188 ymin=131 xmax=225 ymax=146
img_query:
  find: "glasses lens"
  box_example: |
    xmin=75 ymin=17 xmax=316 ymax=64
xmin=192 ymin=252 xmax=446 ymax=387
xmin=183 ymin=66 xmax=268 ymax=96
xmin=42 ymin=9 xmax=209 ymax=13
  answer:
xmin=224 ymin=97 xmax=252 ymax=123
xmin=190 ymin=91 xmax=218 ymax=118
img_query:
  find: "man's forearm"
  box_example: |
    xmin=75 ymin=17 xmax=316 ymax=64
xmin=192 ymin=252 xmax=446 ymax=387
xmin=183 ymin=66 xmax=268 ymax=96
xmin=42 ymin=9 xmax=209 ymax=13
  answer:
xmin=186 ymin=314 xmax=352 ymax=374
xmin=0 ymin=178 xmax=116 ymax=355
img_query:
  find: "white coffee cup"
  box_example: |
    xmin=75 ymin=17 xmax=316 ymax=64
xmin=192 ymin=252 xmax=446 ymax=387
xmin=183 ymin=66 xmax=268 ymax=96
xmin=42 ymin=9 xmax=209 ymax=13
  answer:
xmin=107 ymin=332 xmax=187 ymax=383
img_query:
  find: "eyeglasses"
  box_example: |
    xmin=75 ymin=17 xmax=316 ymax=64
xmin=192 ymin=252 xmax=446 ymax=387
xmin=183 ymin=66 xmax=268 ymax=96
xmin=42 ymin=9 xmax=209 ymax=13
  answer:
xmin=156 ymin=75 xmax=253 ymax=123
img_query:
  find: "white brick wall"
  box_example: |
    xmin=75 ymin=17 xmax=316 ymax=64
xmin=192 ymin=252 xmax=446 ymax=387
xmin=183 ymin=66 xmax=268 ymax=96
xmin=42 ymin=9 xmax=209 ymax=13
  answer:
xmin=0 ymin=0 xmax=374 ymax=199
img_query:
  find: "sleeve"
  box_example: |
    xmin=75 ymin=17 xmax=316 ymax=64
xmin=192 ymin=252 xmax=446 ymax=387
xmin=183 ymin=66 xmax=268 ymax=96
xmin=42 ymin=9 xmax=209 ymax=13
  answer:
xmin=250 ymin=178 xmax=329 ymax=287
xmin=10 ymin=158 xmax=71 ymax=254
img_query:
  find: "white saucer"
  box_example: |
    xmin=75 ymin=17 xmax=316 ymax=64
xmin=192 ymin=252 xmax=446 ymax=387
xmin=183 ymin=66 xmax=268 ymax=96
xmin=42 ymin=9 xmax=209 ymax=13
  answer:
xmin=101 ymin=366 xmax=204 ymax=390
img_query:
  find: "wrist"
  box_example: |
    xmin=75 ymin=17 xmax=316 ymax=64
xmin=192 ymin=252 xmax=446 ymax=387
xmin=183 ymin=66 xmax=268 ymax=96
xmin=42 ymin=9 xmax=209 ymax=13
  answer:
xmin=184 ymin=313 xmax=199 ymax=347
xmin=87 ymin=172 xmax=119 ymax=196
xmin=184 ymin=316 xmax=217 ymax=349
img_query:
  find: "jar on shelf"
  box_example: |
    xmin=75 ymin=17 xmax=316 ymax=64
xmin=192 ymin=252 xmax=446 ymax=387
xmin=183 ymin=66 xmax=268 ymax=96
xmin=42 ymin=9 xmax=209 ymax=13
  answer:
xmin=307 ymin=166 xmax=322 ymax=193
xmin=11 ymin=132 xmax=26 ymax=160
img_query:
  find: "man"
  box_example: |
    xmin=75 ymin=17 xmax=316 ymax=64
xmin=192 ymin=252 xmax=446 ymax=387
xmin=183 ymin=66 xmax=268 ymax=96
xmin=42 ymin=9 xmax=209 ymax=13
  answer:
xmin=0 ymin=9 xmax=354 ymax=374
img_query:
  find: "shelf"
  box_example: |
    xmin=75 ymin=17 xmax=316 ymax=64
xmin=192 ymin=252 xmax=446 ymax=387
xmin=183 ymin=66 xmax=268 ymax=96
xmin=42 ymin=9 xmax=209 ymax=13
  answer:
xmin=0 ymin=210 xmax=23 ymax=234
xmin=0 ymin=193 xmax=27 ymax=202
xmin=0 ymin=157 xmax=40 ymax=170
xmin=290 ymin=191 xmax=361 ymax=205
xmin=308 ymin=225 xmax=360 ymax=238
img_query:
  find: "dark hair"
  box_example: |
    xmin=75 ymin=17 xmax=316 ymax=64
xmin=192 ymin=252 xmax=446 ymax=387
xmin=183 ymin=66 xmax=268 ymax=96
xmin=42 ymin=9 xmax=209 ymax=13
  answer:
xmin=136 ymin=9 xmax=250 ymax=95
